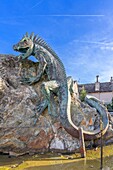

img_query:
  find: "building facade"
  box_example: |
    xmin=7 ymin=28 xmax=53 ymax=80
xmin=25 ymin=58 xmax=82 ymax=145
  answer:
xmin=78 ymin=76 xmax=113 ymax=104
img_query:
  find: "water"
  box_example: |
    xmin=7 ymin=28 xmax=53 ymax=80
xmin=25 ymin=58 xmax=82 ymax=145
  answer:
xmin=0 ymin=145 xmax=113 ymax=170
xmin=0 ymin=154 xmax=113 ymax=170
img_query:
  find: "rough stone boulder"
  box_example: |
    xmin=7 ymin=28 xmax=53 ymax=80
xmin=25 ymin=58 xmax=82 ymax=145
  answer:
xmin=0 ymin=54 xmax=113 ymax=156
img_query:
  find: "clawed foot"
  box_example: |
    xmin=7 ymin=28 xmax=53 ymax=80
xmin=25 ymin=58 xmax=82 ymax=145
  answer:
xmin=33 ymin=105 xmax=43 ymax=120
xmin=34 ymin=104 xmax=43 ymax=112
xmin=18 ymin=54 xmax=27 ymax=60
xmin=33 ymin=115 xmax=40 ymax=125
xmin=20 ymin=77 xmax=36 ymax=85
xmin=33 ymin=101 xmax=48 ymax=125
xmin=20 ymin=78 xmax=30 ymax=85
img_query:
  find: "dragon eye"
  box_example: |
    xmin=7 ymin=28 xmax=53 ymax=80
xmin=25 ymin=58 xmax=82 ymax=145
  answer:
xmin=23 ymin=39 xmax=28 ymax=44
xmin=24 ymin=39 xmax=27 ymax=42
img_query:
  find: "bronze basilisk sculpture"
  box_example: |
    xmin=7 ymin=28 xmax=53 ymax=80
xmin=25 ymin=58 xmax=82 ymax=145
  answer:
xmin=13 ymin=32 xmax=109 ymax=141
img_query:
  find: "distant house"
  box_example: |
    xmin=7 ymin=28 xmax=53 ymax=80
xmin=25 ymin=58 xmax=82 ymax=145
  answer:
xmin=78 ymin=75 xmax=113 ymax=104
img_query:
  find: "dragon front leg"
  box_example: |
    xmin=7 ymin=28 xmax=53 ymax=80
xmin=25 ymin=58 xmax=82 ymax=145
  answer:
xmin=41 ymin=80 xmax=60 ymax=117
xmin=20 ymin=55 xmax=47 ymax=85
xmin=33 ymin=100 xmax=48 ymax=124
xmin=34 ymin=80 xmax=60 ymax=124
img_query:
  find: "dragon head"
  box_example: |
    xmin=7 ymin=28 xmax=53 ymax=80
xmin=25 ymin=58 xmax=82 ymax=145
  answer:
xmin=13 ymin=32 xmax=36 ymax=58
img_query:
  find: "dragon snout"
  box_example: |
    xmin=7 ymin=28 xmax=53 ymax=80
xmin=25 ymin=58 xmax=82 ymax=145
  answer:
xmin=13 ymin=44 xmax=16 ymax=50
xmin=13 ymin=44 xmax=18 ymax=51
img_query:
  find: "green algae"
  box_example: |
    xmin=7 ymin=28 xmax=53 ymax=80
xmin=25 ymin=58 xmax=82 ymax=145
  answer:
xmin=0 ymin=145 xmax=113 ymax=170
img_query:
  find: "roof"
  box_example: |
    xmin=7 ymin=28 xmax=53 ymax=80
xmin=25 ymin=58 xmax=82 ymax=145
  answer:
xmin=78 ymin=82 xmax=113 ymax=93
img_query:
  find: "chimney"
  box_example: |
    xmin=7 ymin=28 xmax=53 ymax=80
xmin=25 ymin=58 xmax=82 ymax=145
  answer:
xmin=110 ymin=77 xmax=113 ymax=83
xmin=95 ymin=75 xmax=100 ymax=91
xmin=96 ymin=75 xmax=99 ymax=82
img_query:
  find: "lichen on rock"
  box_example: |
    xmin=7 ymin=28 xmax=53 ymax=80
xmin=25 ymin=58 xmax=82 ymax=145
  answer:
xmin=0 ymin=54 xmax=113 ymax=155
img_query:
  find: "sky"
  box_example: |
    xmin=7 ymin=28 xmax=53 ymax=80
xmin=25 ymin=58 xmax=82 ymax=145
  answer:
xmin=0 ymin=0 xmax=113 ymax=84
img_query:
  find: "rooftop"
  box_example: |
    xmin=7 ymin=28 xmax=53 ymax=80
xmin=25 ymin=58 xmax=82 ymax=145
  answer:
xmin=78 ymin=76 xmax=113 ymax=93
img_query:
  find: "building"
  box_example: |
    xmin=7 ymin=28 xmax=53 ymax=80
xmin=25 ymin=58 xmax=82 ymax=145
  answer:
xmin=78 ymin=76 xmax=113 ymax=104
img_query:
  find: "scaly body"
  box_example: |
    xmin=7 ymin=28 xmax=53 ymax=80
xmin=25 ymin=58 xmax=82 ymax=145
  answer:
xmin=13 ymin=32 xmax=109 ymax=140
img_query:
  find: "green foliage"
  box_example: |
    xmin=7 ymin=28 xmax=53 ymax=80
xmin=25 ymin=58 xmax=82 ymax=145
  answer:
xmin=79 ymin=86 xmax=87 ymax=102
xmin=106 ymin=97 xmax=113 ymax=112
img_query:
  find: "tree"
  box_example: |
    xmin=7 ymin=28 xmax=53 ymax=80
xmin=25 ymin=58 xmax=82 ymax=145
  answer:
xmin=79 ymin=86 xmax=87 ymax=102
xmin=106 ymin=97 xmax=113 ymax=111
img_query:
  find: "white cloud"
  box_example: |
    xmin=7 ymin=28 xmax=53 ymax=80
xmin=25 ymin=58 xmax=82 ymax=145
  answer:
xmin=58 ymin=34 xmax=113 ymax=83
xmin=100 ymin=46 xmax=113 ymax=50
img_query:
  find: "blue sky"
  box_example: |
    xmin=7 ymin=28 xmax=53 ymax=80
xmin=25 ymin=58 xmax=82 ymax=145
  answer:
xmin=0 ymin=0 xmax=113 ymax=83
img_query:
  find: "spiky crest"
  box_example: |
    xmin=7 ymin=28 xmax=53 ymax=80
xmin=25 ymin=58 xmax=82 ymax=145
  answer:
xmin=22 ymin=32 xmax=66 ymax=75
xmin=34 ymin=36 xmax=66 ymax=77
xmin=30 ymin=32 xmax=34 ymax=40
xmin=23 ymin=32 xmax=38 ymax=43
xmin=33 ymin=35 xmax=38 ymax=41
xmin=26 ymin=32 xmax=29 ymax=37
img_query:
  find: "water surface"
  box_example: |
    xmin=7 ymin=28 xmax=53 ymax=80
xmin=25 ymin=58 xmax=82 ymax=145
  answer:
xmin=0 ymin=145 xmax=113 ymax=170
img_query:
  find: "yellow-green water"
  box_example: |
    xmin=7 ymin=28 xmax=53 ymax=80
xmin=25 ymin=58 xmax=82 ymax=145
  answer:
xmin=0 ymin=145 xmax=113 ymax=170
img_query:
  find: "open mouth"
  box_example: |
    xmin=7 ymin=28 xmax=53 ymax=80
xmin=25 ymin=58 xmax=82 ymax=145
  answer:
xmin=14 ymin=47 xmax=29 ymax=53
xmin=19 ymin=47 xmax=29 ymax=51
